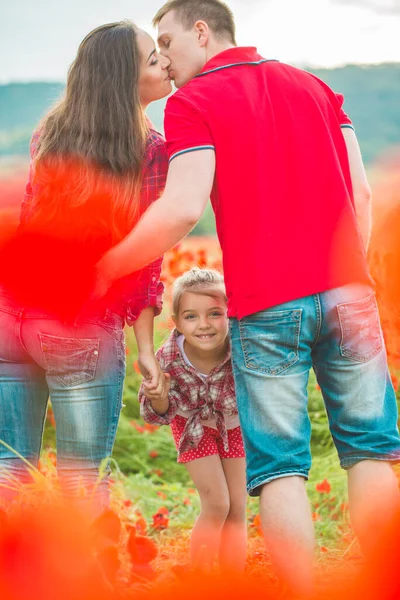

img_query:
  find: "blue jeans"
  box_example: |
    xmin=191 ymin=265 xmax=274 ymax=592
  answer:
xmin=229 ymin=284 xmax=400 ymax=496
xmin=0 ymin=291 xmax=126 ymax=510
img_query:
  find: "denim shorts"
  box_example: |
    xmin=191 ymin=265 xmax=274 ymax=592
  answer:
xmin=229 ymin=284 xmax=400 ymax=497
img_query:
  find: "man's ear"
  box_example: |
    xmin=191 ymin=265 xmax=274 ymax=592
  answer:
xmin=194 ymin=20 xmax=209 ymax=47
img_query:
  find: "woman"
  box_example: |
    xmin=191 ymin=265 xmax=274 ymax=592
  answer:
xmin=0 ymin=21 xmax=171 ymax=512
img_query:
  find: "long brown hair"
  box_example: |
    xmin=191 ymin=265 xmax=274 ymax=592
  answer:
xmin=31 ymin=20 xmax=149 ymax=245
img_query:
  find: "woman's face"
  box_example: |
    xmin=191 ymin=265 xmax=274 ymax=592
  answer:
xmin=137 ymin=30 xmax=172 ymax=107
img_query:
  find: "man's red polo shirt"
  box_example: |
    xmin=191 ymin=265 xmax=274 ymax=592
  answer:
xmin=164 ymin=47 xmax=372 ymax=319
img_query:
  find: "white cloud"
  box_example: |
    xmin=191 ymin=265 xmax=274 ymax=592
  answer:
xmin=1 ymin=0 xmax=399 ymax=82
xmin=331 ymin=0 xmax=400 ymax=15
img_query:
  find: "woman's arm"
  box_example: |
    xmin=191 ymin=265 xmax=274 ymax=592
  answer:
xmin=133 ymin=306 xmax=165 ymax=393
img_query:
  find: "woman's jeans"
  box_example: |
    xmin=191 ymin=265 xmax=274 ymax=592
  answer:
xmin=0 ymin=291 xmax=126 ymax=511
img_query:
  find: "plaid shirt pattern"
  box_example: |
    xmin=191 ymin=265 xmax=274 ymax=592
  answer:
xmin=139 ymin=329 xmax=238 ymax=456
xmin=20 ymin=124 xmax=168 ymax=325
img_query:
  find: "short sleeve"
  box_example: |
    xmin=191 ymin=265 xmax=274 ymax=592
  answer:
xmin=309 ymin=74 xmax=354 ymax=131
xmin=334 ymin=92 xmax=354 ymax=130
xmin=164 ymin=93 xmax=215 ymax=163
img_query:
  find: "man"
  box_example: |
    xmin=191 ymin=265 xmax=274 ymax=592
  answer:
xmin=96 ymin=0 xmax=400 ymax=594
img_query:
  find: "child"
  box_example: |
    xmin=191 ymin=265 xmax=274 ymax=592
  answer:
xmin=139 ymin=268 xmax=247 ymax=573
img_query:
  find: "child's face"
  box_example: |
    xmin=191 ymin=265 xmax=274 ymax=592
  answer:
xmin=174 ymin=291 xmax=229 ymax=353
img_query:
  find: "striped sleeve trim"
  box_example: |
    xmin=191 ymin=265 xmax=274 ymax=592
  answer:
xmin=340 ymin=124 xmax=355 ymax=131
xmin=169 ymin=145 xmax=215 ymax=163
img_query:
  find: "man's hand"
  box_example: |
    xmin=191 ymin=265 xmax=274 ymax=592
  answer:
xmin=90 ymin=263 xmax=114 ymax=301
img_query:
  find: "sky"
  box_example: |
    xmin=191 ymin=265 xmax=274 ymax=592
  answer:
xmin=1 ymin=0 xmax=399 ymax=83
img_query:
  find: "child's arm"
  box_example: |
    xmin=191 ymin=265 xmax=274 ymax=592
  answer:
xmin=133 ymin=306 xmax=165 ymax=393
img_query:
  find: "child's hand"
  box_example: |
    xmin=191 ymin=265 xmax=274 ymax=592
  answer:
xmin=143 ymin=373 xmax=171 ymax=402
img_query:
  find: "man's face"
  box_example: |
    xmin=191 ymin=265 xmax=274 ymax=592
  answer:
xmin=157 ymin=10 xmax=207 ymax=88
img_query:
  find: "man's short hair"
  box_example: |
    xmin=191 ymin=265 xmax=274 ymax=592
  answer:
xmin=153 ymin=0 xmax=237 ymax=46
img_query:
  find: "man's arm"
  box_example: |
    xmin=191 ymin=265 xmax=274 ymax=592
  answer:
xmin=96 ymin=150 xmax=215 ymax=289
xmin=342 ymin=127 xmax=372 ymax=251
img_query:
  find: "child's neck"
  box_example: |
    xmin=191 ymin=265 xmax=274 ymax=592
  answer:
xmin=183 ymin=338 xmax=229 ymax=375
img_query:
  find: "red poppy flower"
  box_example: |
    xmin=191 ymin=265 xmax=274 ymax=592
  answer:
xmin=91 ymin=509 xmax=121 ymax=545
xmin=316 ymin=479 xmax=331 ymax=494
xmin=251 ymin=514 xmax=263 ymax=536
xmin=130 ymin=420 xmax=145 ymax=433
xmin=144 ymin=423 xmax=159 ymax=433
xmin=152 ymin=507 xmax=169 ymax=530
xmin=133 ymin=361 xmax=140 ymax=374
xmin=312 ymin=512 xmax=321 ymax=522
xmin=127 ymin=527 xmax=158 ymax=565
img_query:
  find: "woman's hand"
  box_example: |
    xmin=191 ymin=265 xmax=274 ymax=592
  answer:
xmin=141 ymin=365 xmax=171 ymax=416
xmin=139 ymin=352 xmax=165 ymax=392
xmin=143 ymin=372 xmax=171 ymax=401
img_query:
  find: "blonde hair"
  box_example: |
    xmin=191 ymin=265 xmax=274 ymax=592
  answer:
xmin=172 ymin=267 xmax=226 ymax=316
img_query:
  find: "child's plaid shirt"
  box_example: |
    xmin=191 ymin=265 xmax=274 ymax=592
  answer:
xmin=139 ymin=329 xmax=239 ymax=456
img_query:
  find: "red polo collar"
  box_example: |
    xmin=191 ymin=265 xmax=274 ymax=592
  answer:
xmin=195 ymin=46 xmax=277 ymax=78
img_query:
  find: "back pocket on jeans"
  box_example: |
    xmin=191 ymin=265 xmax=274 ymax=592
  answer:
xmin=39 ymin=332 xmax=100 ymax=387
xmin=238 ymin=309 xmax=302 ymax=375
xmin=337 ymin=293 xmax=383 ymax=363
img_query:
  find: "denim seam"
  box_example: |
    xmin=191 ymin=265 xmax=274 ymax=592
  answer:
xmin=36 ymin=400 xmax=50 ymax=461
xmin=340 ymin=454 xmax=400 ymax=468
xmin=17 ymin=310 xmax=31 ymax=356
xmin=238 ymin=310 xmax=302 ymax=375
xmin=248 ymin=470 xmax=309 ymax=493
xmin=106 ymin=334 xmax=126 ymax=455
xmin=310 ymin=294 xmax=322 ymax=352
xmin=0 ymin=305 xmax=22 ymax=317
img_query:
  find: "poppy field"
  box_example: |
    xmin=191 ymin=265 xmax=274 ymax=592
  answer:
xmin=0 ymin=161 xmax=400 ymax=598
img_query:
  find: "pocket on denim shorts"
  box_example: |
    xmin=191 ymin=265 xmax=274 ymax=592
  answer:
xmin=337 ymin=293 xmax=383 ymax=363
xmin=239 ymin=309 xmax=302 ymax=375
xmin=39 ymin=332 xmax=100 ymax=387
